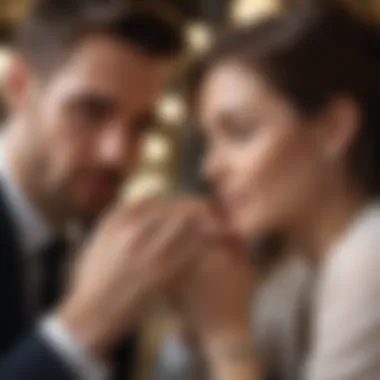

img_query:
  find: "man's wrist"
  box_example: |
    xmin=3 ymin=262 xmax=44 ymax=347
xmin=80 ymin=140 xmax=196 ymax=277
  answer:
xmin=39 ymin=314 xmax=110 ymax=380
xmin=57 ymin=299 xmax=112 ymax=360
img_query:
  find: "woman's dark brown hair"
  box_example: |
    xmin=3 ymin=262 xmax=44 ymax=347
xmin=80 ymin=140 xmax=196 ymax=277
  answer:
xmin=189 ymin=1 xmax=380 ymax=196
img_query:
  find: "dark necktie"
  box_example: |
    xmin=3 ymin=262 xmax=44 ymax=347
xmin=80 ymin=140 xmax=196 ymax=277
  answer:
xmin=41 ymin=237 xmax=68 ymax=312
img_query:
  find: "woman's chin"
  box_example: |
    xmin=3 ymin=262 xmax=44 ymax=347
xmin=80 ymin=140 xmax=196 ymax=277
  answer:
xmin=228 ymin=217 xmax=257 ymax=240
xmin=232 ymin=215 xmax=275 ymax=241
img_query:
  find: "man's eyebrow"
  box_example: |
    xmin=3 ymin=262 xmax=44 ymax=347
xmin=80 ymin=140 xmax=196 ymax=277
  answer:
xmin=70 ymin=93 xmax=118 ymax=108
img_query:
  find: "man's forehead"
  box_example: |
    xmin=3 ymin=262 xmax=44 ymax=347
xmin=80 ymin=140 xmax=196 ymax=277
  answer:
xmin=67 ymin=35 xmax=164 ymax=79
xmin=47 ymin=35 xmax=166 ymax=107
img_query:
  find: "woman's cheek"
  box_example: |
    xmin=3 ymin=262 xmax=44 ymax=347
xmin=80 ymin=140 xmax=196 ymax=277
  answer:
xmin=231 ymin=131 xmax=305 ymax=235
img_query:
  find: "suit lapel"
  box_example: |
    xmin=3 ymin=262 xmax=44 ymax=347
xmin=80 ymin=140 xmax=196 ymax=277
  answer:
xmin=0 ymin=182 xmax=28 ymax=353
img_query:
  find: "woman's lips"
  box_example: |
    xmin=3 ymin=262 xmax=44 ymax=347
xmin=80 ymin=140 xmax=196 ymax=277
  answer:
xmin=214 ymin=191 xmax=245 ymax=221
xmin=210 ymin=194 xmax=249 ymax=252
xmin=220 ymin=192 xmax=243 ymax=211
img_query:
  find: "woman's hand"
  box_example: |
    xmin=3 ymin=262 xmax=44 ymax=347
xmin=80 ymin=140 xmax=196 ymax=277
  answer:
xmin=168 ymin=239 xmax=260 ymax=380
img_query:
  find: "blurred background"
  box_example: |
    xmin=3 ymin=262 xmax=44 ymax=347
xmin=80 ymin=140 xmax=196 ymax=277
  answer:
xmin=1 ymin=0 xmax=379 ymax=201
xmin=1 ymin=0 xmax=379 ymax=378
xmin=0 ymin=0 xmax=295 ymax=205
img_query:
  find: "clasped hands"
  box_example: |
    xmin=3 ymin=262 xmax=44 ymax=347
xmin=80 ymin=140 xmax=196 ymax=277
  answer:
xmin=58 ymin=198 xmax=255 ymax=374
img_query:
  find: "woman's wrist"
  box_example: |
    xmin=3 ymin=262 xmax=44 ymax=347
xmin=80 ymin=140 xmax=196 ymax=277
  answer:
xmin=202 ymin=329 xmax=259 ymax=380
xmin=202 ymin=327 xmax=254 ymax=363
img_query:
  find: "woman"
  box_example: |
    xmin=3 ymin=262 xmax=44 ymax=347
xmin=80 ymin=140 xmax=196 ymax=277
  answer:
xmin=156 ymin=2 xmax=380 ymax=380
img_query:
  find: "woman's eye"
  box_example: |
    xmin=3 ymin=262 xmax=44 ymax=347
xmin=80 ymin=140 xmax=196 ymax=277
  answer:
xmin=224 ymin=123 xmax=256 ymax=141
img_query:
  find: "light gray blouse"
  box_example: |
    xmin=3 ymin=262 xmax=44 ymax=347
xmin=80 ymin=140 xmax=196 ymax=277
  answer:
xmin=154 ymin=202 xmax=380 ymax=380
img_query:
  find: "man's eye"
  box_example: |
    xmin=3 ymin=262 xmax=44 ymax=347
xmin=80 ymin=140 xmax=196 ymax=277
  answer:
xmin=68 ymin=96 xmax=115 ymax=127
xmin=76 ymin=100 xmax=111 ymax=123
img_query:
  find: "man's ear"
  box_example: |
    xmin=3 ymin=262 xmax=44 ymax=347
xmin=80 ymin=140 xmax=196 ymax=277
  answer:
xmin=2 ymin=56 xmax=33 ymax=113
xmin=318 ymin=96 xmax=361 ymax=163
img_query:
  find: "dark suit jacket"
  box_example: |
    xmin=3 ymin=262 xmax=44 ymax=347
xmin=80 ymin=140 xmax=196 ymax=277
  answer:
xmin=0 ymin=183 xmax=137 ymax=379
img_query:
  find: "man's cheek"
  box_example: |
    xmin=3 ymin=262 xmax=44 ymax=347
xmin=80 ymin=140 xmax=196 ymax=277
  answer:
xmin=124 ymin=141 xmax=140 ymax=172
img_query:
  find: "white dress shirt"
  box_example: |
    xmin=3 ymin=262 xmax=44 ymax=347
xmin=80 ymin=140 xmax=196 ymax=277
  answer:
xmin=0 ymin=143 xmax=109 ymax=380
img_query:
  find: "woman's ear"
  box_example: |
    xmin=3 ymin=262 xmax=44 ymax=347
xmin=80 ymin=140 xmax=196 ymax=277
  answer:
xmin=319 ymin=96 xmax=361 ymax=162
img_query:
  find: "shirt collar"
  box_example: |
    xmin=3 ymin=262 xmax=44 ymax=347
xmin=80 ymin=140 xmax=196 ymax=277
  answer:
xmin=0 ymin=140 xmax=54 ymax=256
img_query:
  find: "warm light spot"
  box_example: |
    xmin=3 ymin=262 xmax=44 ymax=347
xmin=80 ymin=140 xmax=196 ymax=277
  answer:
xmin=0 ymin=48 xmax=12 ymax=82
xmin=125 ymin=173 xmax=170 ymax=203
xmin=158 ymin=93 xmax=187 ymax=125
xmin=142 ymin=134 xmax=172 ymax=164
xmin=230 ymin=0 xmax=281 ymax=25
xmin=186 ymin=22 xmax=214 ymax=53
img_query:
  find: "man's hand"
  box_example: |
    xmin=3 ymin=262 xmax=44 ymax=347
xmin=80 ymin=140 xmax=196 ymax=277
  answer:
xmin=58 ymin=199 xmax=220 ymax=360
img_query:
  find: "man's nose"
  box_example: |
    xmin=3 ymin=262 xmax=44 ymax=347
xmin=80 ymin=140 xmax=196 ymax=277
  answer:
xmin=96 ymin=124 xmax=131 ymax=168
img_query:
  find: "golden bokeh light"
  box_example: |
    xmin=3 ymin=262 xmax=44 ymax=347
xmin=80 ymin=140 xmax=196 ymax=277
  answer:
xmin=125 ymin=173 xmax=171 ymax=203
xmin=230 ymin=0 xmax=282 ymax=25
xmin=185 ymin=22 xmax=214 ymax=54
xmin=0 ymin=48 xmax=12 ymax=83
xmin=158 ymin=93 xmax=187 ymax=126
xmin=142 ymin=133 xmax=172 ymax=164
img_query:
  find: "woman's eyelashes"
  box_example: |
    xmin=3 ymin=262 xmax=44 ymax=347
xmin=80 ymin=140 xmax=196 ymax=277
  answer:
xmin=220 ymin=118 xmax=258 ymax=142
xmin=210 ymin=111 xmax=260 ymax=142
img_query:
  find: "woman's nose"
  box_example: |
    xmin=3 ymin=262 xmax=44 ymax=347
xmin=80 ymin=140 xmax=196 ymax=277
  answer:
xmin=201 ymin=150 xmax=224 ymax=184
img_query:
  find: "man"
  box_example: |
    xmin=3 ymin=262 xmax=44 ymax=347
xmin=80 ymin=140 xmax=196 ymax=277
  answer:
xmin=0 ymin=0 xmax=216 ymax=379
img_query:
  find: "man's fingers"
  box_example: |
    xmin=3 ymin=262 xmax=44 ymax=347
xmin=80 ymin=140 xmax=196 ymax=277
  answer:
xmin=145 ymin=213 xmax=216 ymax=290
xmin=166 ymin=233 xmax=210 ymax=286
xmin=145 ymin=212 xmax=196 ymax=258
xmin=119 ymin=196 xmax=163 ymax=223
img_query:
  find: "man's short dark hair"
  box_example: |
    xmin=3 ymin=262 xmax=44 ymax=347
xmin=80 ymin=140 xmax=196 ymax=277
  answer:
xmin=17 ymin=0 xmax=184 ymax=73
